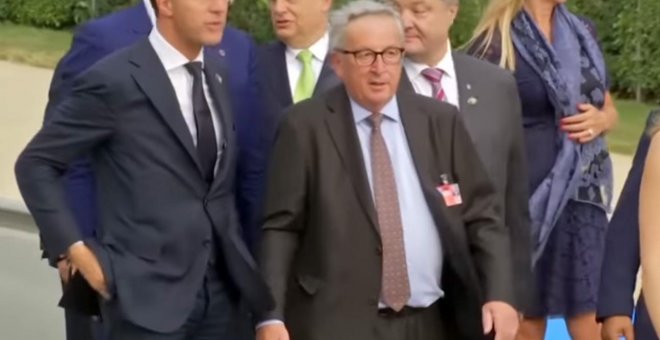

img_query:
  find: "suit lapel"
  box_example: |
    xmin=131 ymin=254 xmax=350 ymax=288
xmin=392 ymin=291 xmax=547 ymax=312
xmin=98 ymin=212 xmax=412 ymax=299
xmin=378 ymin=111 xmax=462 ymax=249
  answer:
xmin=324 ymin=87 xmax=379 ymax=234
xmin=453 ymin=52 xmax=479 ymax=119
xmin=398 ymin=91 xmax=444 ymax=223
xmin=398 ymin=91 xmax=433 ymax=181
xmin=129 ymin=40 xmax=204 ymax=176
xmin=398 ymin=91 xmax=459 ymax=259
xmin=203 ymin=55 xmax=234 ymax=191
xmin=399 ymin=70 xmax=416 ymax=94
xmin=266 ymin=42 xmax=294 ymax=108
xmin=313 ymin=56 xmax=340 ymax=96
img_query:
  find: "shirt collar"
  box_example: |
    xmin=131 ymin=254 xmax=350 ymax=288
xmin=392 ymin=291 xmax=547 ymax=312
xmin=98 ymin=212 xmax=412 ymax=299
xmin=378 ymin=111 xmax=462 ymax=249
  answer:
xmin=350 ymin=96 xmax=400 ymax=124
xmin=286 ymin=32 xmax=329 ymax=62
xmin=149 ymin=28 xmax=204 ymax=71
xmin=404 ymin=40 xmax=455 ymax=80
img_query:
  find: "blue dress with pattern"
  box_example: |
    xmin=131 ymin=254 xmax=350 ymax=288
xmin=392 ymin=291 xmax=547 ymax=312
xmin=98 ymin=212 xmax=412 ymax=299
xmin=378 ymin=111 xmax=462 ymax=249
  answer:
xmin=515 ymin=43 xmax=609 ymax=318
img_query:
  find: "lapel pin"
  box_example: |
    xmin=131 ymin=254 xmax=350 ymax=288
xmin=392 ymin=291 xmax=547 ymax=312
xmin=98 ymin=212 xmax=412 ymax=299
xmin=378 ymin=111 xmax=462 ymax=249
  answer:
xmin=467 ymin=97 xmax=478 ymax=105
xmin=466 ymin=84 xmax=472 ymax=90
xmin=218 ymin=49 xmax=226 ymax=57
xmin=215 ymin=74 xmax=223 ymax=84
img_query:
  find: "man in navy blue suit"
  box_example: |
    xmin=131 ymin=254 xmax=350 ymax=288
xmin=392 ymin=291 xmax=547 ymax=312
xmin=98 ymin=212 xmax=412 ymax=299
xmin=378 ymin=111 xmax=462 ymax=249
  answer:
xmin=597 ymin=109 xmax=660 ymax=340
xmin=44 ymin=1 xmax=262 ymax=339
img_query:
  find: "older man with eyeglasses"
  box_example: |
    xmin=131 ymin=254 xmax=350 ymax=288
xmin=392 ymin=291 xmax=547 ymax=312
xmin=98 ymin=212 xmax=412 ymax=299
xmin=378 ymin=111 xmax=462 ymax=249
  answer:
xmin=255 ymin=1 xmax=519 ymax=340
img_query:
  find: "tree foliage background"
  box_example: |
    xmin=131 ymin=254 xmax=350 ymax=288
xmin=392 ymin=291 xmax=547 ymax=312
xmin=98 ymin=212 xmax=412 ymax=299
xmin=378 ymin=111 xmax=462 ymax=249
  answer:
xmin=0 ymin=0 xmax=658 ymax=101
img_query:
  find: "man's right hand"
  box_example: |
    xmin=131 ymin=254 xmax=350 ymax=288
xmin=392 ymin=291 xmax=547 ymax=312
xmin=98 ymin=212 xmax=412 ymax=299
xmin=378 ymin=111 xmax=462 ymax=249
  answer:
xmin=601 ymin=315 xmax=635 ymax=340
xmin=67 ymin=242 xmax=110 ymax=300
xmin=256 ymin=323 xmax=290 ymax=340
xmin=57 ymin=258 xmax=72 ymax=284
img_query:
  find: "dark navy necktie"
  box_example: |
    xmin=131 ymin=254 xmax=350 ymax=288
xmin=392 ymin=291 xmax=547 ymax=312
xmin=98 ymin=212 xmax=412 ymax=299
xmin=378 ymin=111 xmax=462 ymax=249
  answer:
xmin=185 ymin=61 xmax=217 ymax=183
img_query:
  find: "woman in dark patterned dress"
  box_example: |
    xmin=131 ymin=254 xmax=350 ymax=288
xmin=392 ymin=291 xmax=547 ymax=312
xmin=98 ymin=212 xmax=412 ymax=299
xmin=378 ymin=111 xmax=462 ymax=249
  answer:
xmin=467 ymin=0 xmax=619 ymax=339
xmin=641 ymin=115 xmax=660 ymax=338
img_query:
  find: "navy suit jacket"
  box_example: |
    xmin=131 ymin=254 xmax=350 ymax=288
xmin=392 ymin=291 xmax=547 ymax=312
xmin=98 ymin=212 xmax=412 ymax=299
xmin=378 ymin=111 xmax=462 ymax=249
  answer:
xmin=19 ymin=38 xmax=273 ymax=331
xmin=250 ymin=41 xmax=340 ymax=234
xmin=597 ymin=109 xmax=660 ymax=339
xmin=45 ymin=3 xmax=263 ymax=250
xmin=255 ymin=41 xmax=339 ymax=147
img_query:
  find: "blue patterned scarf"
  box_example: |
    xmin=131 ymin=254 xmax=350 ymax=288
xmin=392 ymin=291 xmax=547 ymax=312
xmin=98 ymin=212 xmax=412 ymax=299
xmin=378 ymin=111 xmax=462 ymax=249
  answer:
xmin=511 ymin=5 xmax=613 ymax=265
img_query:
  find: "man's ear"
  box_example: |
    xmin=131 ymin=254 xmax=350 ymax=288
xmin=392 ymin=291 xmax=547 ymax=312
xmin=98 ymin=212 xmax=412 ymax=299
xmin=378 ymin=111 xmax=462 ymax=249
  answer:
xmin=330 ymin=52 xmax=344 ymax=80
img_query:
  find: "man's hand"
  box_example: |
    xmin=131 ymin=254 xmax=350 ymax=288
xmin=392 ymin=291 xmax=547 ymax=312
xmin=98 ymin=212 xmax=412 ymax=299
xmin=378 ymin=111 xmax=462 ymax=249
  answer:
xmin=482 ymin=301 xmax=519 ymax=340
xmin=601 ymin=316 xmax=635 ymax=340
xmin=67 ymin=242 xmax=110 ymax=300
xmin=256 ymin=323 xmax=290 ymax=340
xmin=57 ymin=258 xmax=72 ymax=284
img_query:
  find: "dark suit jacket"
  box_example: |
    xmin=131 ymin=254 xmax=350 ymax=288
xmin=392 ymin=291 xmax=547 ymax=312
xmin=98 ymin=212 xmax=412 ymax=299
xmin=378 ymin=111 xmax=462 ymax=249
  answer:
xmin=259 ymin=86 xmax=515 ymax=340
xmin=256 ymin=41 xmax=340 ymax=118
xmin=16 ymin=39 xmax=273 ymax=332
xmin=44 ymin=2 xmax=263 ymax=250
xmin=250 ymin=40 xmax=341 ymax=238
xmin=597 ymin=109 xmax=660 ymax=339
xmin=401 ymin=52 xmax=532 ymax=311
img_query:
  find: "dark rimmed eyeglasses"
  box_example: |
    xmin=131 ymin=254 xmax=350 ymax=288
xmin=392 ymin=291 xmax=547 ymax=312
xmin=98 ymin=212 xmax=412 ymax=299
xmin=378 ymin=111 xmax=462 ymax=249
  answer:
xmin=335 ymin=47 xmax=405 ymax=66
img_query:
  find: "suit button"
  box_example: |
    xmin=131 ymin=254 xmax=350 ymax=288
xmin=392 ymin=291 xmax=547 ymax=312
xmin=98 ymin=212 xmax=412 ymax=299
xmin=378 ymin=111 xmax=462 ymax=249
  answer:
xmin=368 ymin=298 xmax=378 ymax=307
xmin=376 ymin=246 xmax=382 ymax=255
xmin=202 ymin=240 xmax=211 ymax=248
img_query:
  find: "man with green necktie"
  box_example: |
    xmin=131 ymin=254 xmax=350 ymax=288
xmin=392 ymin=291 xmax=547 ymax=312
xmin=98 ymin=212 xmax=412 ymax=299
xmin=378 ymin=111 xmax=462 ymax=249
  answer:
xmin=258 ymin=0 xmax=340 ymax=106
xmin=256 ymin=0 xmax=341 ymax=132
xmin=251 ymin=0 xmax=342 ymax=247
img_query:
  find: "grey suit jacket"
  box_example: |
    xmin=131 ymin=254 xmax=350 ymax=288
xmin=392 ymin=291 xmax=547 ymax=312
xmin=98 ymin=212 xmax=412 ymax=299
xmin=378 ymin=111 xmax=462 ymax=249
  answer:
xmin=259 ymin=86 xmax=515 ymax=340
xmin=15 ymin=39 xmax=273 ymax=332
xmin=401 ymin=52 xmax=532 ymax=311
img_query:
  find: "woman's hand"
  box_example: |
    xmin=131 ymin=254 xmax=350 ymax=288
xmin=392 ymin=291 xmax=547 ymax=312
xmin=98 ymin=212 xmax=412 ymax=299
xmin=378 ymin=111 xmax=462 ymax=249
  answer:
xmin=560 ymin=104 xmax=608 ymax=143
xmin=560 ymin=92 xmax=618 ymax=144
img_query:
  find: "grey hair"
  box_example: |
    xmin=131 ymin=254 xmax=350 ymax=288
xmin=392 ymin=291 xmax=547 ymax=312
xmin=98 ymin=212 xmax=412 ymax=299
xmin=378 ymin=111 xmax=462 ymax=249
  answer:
xmin=329 ymin=0 xmax=404 ymax=50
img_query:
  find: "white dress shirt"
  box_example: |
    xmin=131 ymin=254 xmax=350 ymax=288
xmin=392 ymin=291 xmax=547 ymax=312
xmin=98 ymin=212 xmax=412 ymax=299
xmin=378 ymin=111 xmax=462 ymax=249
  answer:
xmin=350 ymin=97 xmax=444 ymax=309
xmin=285 ymin=33 xmax=329 ymax=99
xmin=148 ymin=28 xmax=223 ymax=165
xmin=403 ymin=41 xmax=460 ymax=109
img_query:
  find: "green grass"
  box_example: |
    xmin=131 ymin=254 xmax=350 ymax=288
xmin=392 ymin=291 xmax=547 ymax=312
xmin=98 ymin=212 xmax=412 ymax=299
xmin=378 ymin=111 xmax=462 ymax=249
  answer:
xmin=0 ymin=22 xmax=72 ymax=68
xmin=608 ymin=99 xmax=657 ymax=155
xmin=0 ymin=21 xmax=654 ymax=155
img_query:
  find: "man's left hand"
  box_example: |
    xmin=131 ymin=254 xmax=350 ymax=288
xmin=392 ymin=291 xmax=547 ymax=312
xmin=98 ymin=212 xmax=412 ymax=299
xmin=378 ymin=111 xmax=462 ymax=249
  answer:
xmin=482 ymin=301 xmax=519 ymax=340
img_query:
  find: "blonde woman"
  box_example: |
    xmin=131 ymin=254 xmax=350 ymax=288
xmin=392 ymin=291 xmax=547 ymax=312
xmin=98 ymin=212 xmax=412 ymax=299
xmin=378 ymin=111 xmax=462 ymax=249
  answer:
xmin=467 ymin=0 xmax=619 ymax=339
xmin=641 ymin=114 xmax=660 ymax=338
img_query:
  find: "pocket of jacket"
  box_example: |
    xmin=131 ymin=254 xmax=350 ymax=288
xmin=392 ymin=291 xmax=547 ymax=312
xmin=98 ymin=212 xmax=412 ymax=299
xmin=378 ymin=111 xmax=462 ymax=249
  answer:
xmin=295 ymin=274 xmax=323 ymax=296
xmin=84 ymin=238 xmax=117 ymax=298
xmin=128 ymin=240 xmax=161 ymax=262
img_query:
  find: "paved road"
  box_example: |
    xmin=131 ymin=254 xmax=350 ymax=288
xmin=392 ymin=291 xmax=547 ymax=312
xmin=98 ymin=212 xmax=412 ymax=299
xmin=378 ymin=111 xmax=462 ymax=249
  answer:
xmin=0 ymin=224 xmax=64 ymax=340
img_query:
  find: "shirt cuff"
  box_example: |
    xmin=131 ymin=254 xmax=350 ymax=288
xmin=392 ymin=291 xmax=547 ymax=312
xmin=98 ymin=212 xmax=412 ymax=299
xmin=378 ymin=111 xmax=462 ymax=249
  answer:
xmin=63 ymin=240 xmax=84 ymax=257
xmin=256 ymin=319 xmax=284 ymax=330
